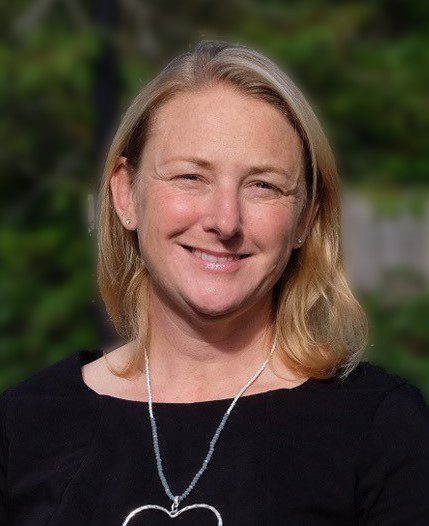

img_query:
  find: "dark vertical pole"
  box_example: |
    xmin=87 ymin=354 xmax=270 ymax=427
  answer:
xmin=91 ymin=0 xmax=124 ymax=349
xmin=93 ymin=0 xmax=121 ymax=163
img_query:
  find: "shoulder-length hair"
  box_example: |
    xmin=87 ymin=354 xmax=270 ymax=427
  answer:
xmin=96 ymin=40 xmax=368 ymax=382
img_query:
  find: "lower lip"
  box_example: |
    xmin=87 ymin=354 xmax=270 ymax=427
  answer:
xmin=182 ymin=246 xmax=249 ymax=273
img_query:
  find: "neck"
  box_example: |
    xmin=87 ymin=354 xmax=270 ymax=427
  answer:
xmin=140 ymin=287 xmax=277 ymax=400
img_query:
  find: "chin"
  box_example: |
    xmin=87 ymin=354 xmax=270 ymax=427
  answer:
xmin=184 ymin=296 xmax=243 ymax=318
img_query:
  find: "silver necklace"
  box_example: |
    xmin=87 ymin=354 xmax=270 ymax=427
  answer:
xmin=121 ymin=335 xmax=277 ymax=525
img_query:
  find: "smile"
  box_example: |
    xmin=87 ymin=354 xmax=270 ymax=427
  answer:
xmin=190 ymin=248 xmax=243 ymax=262
xmin=181 ymin=245 xmax=250 ymax=273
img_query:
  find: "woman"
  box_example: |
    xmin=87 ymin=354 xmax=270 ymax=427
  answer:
xmin=1 ymin=40 xmax=428 ymax=525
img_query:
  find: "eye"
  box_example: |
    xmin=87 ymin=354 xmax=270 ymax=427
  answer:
xmin=253 ymin=181 xmax=280 ymax=192
xmin=176 ymin=174 xmax=201 ymax=181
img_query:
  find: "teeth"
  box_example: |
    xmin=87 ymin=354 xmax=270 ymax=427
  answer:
xmin=191 ymin=248 xmax=240 ymax=263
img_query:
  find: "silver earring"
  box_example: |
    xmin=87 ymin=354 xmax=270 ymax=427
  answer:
xmin=124 ymin=218 xmax=131 ymax=225
xmin=297 ymin=237 xmax=303 ymax=244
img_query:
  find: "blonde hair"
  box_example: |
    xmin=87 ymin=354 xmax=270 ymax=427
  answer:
xmin=96 ymin=40 xmax=368 ymax=382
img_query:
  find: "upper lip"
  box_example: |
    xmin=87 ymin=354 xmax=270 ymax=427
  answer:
xmin=182 ymin=245 xmax=249 ymax=258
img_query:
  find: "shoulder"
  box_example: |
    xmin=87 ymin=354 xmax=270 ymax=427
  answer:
xmin=353 ymin=366 xmax=429 ymax=522
xmin=345 ymin=361 xmax=429 ymax=466
xmin=345 ymin=361 xmax=428 ymax=419
xmin=321 ymin=360 xmax=417 ymax=404
xmin=366 ymin=377 xmax=429 ymax=440
xmin=3 ymin=350 xmax=91 ymax=399
xmin=0 ymin=351 xmax=104 ymax=467
xmin=335 ymin=360 xmax=409 ymax=392
xmin=0 ymin=350 xmax=103 ymax=452
xmin=310 ymin=359 xmax=410 ymax=401
xmin=302 ymin=360 xmax=428 ymax=432
xmin=0 ymin=353 xmax=105 ymax=521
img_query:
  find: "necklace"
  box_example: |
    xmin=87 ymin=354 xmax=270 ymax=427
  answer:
xmin=121 ymin=335 xmax=277 ymax=525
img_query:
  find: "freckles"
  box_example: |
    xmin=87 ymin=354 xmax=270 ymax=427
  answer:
xmin=152 ymin=192 xmax=200 ymax=235
xmin=142 ymin=183 xmax=192 ymax=218
xmin=168 ymin=196 xmax=199 ymax=225
xmin=248 ymin=207 xmax=293 ymax=239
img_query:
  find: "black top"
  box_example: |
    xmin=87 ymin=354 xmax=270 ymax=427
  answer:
xmin=1 ymin=350 xmax=429 ymax=525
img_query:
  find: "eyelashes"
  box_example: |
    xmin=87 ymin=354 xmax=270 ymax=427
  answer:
xmin=174 ymin=175 xmax=281 ymax=194
xmin=177 ymin=174 xmax=200 ymax=181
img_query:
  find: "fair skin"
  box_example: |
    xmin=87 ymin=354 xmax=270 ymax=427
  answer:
xmin=83 ymin=82 xmax=315 ymax=403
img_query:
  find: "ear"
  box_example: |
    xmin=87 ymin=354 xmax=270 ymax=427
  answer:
xmin=110 ymin=156 xmax=137 ymax=230
xmin=292 ymin=198 xmax=320 ymax=249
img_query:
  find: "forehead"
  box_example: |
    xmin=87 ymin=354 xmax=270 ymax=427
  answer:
xmin=142 ymin=84 xmax=304 ymax=173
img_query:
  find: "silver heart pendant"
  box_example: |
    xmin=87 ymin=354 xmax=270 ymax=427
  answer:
xmin=122 ymin=503 xmax=223 ymax=525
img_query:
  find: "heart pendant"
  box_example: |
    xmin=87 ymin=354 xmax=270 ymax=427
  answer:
xmin=122 ymin=502 xmax=223 ymax=525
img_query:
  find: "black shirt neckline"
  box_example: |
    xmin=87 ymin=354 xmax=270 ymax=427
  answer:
xmin=76 ymin=349 xmax=318 ymax=407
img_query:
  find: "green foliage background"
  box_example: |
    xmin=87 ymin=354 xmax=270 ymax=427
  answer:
xmin=1 ymin=0 xmax=428 ymax=399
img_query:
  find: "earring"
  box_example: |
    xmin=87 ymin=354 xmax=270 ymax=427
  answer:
xmin=125 ymin=219 xmax=131 ymax=225
xmin=297 ymin=237 xmax=303 ymax=245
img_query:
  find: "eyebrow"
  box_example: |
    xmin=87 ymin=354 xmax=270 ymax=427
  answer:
xmin=162 ymin=156 xmax=292 ymax=179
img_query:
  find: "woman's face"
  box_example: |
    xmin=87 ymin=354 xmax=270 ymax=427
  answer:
xmin=115 ymin=83 xmax=309 ymax=318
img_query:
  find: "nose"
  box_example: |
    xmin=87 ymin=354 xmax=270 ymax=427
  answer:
xmin=201 ymin=185 xmax=242 ymax=240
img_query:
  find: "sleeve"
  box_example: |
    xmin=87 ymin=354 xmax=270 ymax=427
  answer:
xmin=0 ymin=390 xmax=9 ymax=525
xmin=356 ymin=382 xmax=429 ymax=525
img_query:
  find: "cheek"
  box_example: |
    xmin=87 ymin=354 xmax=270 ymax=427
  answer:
xmin=247 ymin=206 xmax=297 ymax=251
xmin=159 ymin=196 xmax=199 ymax=234
xmin=138 ymin=186 xmax=199 ymax=241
